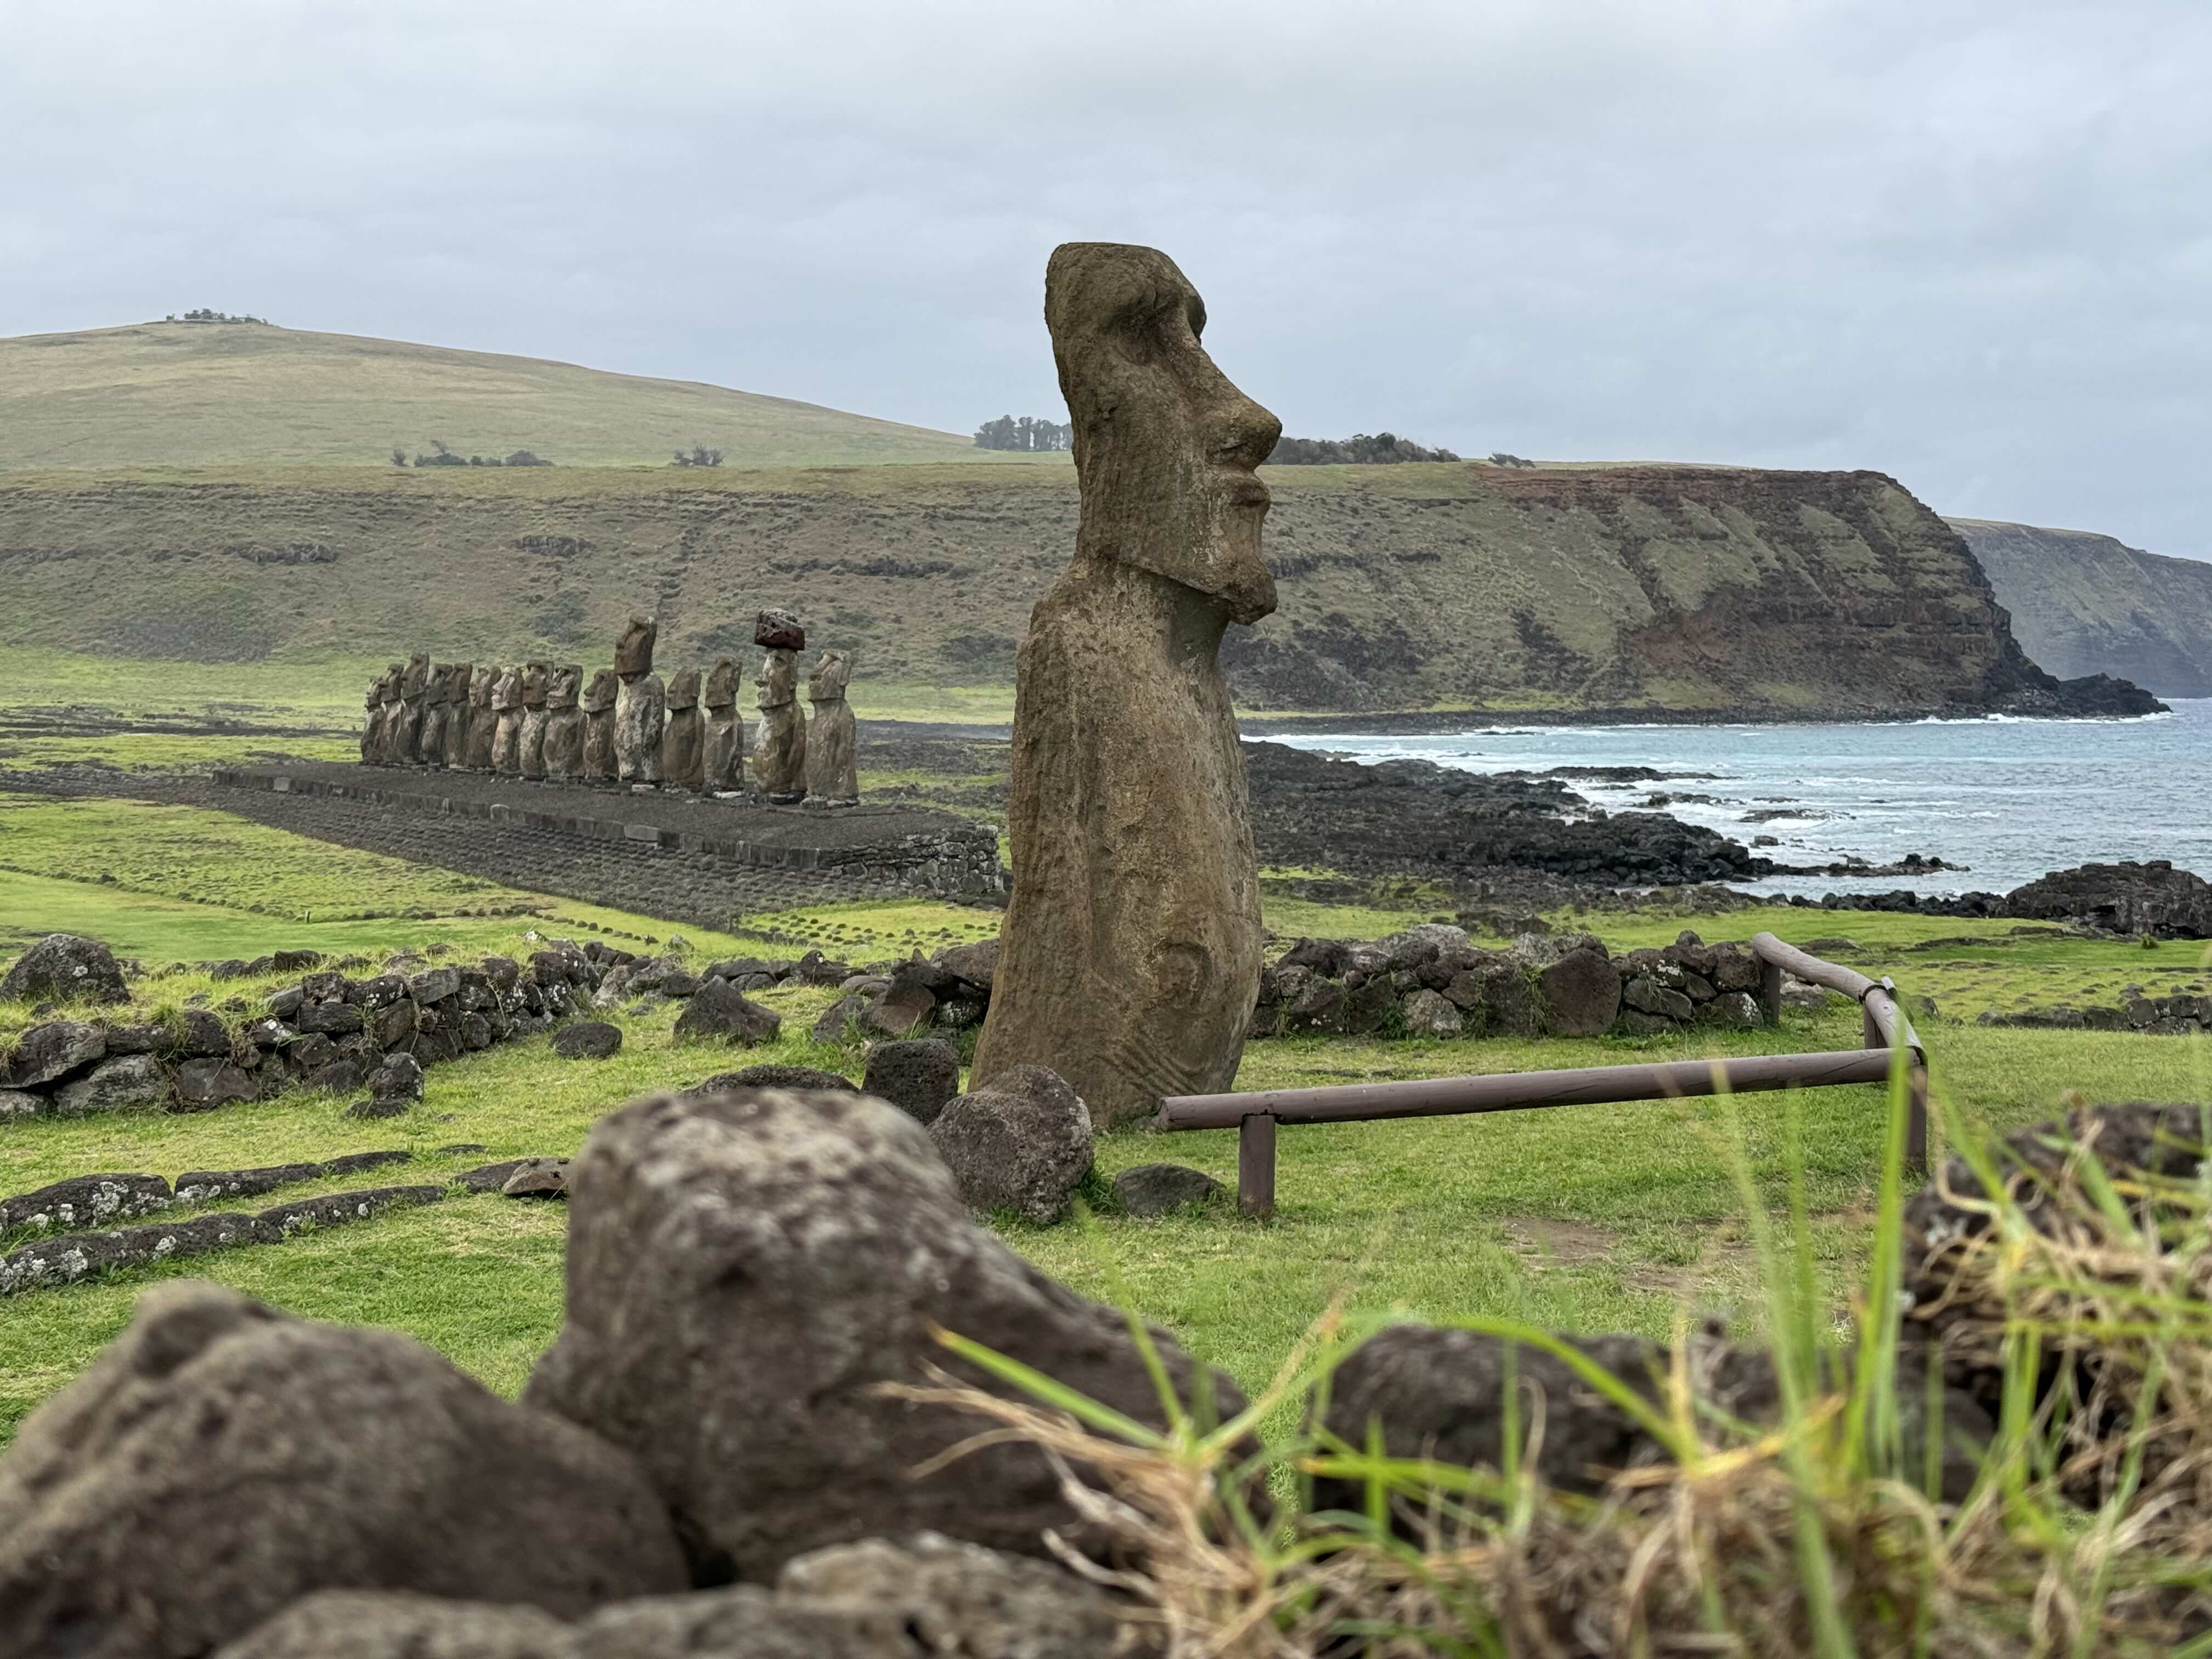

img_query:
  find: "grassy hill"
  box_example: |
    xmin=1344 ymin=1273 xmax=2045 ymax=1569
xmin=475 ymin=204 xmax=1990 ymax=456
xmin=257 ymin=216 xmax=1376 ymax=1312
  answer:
xmin=0 ymin=459 xmax=2104 ymax=719
xmin=1950 ymin=518 xmax=2212 ymax=698
xmin=0 ymin=321 xmax=1033 ymax=470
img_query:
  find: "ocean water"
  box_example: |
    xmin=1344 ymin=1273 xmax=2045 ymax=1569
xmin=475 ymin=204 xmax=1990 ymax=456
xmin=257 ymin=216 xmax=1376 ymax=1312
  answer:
xmin=1274 ymin=701 xmax=2212 ymax=898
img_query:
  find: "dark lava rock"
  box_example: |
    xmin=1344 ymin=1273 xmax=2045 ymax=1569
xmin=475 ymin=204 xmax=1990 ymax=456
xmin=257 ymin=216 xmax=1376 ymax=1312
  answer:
xmin=1536 ymin=949 xmax=1622 ymax=1037
xmin=928 ymin=1065 xmax=1093 ymax=1226
xmin=0 ymin=1172 xmax=171 ymax=1234
xmin=99 ymin=1020 xmax=168 ymax=1055
xmin=936 ymin=938 xmax=1000 ymax=990
xmin=458 ymin=1159 xmax=543 ymax=1194
xmin=52 ymin=1054 xmax=170 ymax=1116
xmin=2005 ymin=860 xmax=2212 ymax=938
xmin=1112 ymin=1163 xmax=1227 ymax=1216
xmin=307 ymin=1058 xmax=370 ymax=1098
xmin=0 ymin=1282 xmax=687 ymax=1658
xmin=344 ymin=1095 xmax=408 ymax=1121
xmin=261 ymin=1184 xmax=444 ymax=1235
xmin=689 ymin=1063 xmax=857 ymax=1095
xmin=175 ymin=1161 xmax=326 ymax=1203
xmin=296 ymin=999 xmax=365 ymax=1036
xmin=672 ymin=977 xmax=782 ymax=1046
xmin=0 ymin=1210 xmax=275 ymax=1295
xmin=522 ymin=1086 xmax=1246 ymax=1582
xmin=811 ymin=989 xmax=872 ymax=1044
xmin=368 ymin=1052 xmax=424 ymax=1108
xmin=323 ymin=1149 xmax=413 ymax=1180
xmin=0 ymin=933 xmax=128 ymax=1006
xmin=499 ymin=1158 xmax=569 ymax=1199
xmin=408 ymin=966 xmax=461 ymax=1005
xmin=1 ymin=1020 xmax=105 ymax=1090
xmin=175 ymin=1007 xmax=233 ymax=1057
xmin=862 ymin=1038 xmax=961 ymax=1126
xmin=552 ymin=1020 xmax=623 ymax=1060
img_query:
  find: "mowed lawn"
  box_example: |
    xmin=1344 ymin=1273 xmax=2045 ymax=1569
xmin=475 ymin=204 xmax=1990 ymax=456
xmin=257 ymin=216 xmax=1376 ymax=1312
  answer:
xmin=5 ymin=791 xmax=2209 ymax=1445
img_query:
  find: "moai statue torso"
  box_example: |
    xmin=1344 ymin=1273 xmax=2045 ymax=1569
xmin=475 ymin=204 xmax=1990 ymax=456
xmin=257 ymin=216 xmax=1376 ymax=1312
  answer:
xmin=463 ymin=665 xmax=498 ymax=770
xmin=661 ymin=667 xmax=705 ymax=791
xmin=441 ymin=662 xmax=475 ymax=769
xmin=803 ymin=650 xmax=858 ymax=807
xmin=518 ymin=661 xmax=551 ymax=779
xmin=580 ymin=669 xmax=620 ymax=781
xmin=543 ymin=664 xmax=585 ymax=780
xmin=373 ymin=668 xmax=405 ymax=765
xmin=391 ymin=653 xmax=430 ymax=765
xmin=970 ymin=243 xmax=1281 ymax=1128
xmin=613 ymin=617 xmax=665 ymax=785
xmin=490 ymin=668 xmax=526 ymax=775
xmin=702 ymin=656 xmax=747 ymax=794
xmin=751 ymin=610 xmax=808 ymax=804
xmin=416 ymin=663 xmax=452 ymax=767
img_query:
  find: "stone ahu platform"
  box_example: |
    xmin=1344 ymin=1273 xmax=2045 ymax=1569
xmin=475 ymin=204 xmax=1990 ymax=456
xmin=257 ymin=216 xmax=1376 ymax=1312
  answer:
xmin=211 ymin=763 xmax=1006 ymax=905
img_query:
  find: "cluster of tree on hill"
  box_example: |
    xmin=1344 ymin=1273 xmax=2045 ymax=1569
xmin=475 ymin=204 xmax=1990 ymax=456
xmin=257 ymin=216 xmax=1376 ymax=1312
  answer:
xmin=1267 ymin=432 xmax=1464 ymax=465
xmin=670 ymin=443 xmax=725 ymax=467
xmin=973 ymin=415 xmax=1072 ymax=452
xmin=166 ymin=309 xmax=269 ymax=324
xmin=391 ymin=441 xmax=552 ymax=468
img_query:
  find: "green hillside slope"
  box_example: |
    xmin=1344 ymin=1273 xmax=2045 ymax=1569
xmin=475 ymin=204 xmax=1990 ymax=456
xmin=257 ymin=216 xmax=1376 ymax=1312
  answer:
xmin=0 ymin=321 xmax=1026 ymax=470
xmin=0 ymin=460 xmax=2140 ymax=719
xmin=1951 ymin=518 xmax=2212 ymax=698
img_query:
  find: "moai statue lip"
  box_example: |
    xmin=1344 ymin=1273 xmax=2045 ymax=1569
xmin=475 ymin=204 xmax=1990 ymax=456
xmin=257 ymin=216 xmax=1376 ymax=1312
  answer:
xmin=754 ymin=609 xmax=806 ymax=652
xmin=548 ymin=664 xmax=583 ymax=708
xmin=1045 ymin=242 xmax=1282 ymax=626
xmin=614 ymin=616 xmax=657 ymax=679
xmin=703 ymin=657 xmax=741 ymax=709
xmin=666 ymin=667 xmax=701 ymax=711
xmin=579 ymin=668 xmax=619 ymax=713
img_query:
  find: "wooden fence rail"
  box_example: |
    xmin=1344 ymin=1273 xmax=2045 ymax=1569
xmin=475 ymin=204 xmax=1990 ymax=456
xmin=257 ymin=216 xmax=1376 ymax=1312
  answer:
xmin=1160 ymin=931 xmax=1928 ymax=1218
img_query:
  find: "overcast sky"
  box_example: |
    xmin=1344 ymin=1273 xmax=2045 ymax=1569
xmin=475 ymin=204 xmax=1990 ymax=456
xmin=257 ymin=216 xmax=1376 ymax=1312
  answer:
xmin=5 ymin=1 xmax=2206 ymax=555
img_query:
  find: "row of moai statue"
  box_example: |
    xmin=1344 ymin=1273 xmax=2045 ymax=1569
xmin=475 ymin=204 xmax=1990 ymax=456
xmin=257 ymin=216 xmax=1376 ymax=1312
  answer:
xmin=358 ymin=610 xmax=859 ymax=806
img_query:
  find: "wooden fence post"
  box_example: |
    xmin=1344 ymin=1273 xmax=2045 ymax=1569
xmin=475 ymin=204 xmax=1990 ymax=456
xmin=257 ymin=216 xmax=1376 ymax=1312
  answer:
xmin=1238 ymin=1114 xmax=1277 ymax=1220
xmin=1759 ymin=958 xmax=1783 ymax=1026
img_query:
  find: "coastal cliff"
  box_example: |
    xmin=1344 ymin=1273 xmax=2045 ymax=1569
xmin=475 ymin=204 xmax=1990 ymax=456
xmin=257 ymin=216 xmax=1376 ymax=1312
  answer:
xmin=0 ymin=461 xmax=2159 ymax=719
xmin=1952 ymin=517 xmax=2212 ymax=698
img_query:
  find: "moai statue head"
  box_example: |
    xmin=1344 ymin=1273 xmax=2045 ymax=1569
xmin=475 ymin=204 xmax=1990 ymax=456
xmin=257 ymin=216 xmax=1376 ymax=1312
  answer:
xmin=614 ymin=616 xmax=657 ymax=681
xmin=1043 ymin=242 xmax=1282 ymax=625
xmin=703 ymin=657 xmax=741 ymax=709
xmin=580 ymin=668 xmax=619 ymax=713
xmin=469 ymin=663 xmax=496 ymax=708
xmin=380 ymin=664 xmax=405 ymax=706
xmin=808 ymin=649 xmax=852 ymax=703
xmin=522 ymin=661 xmax=551 ymax=708
xmin=422 ymin=664 xmax=449 ymax=707
xmin=449 ymin=661 xmax=475 ymax=703
xmin=492 ymin=667 xmax=524 ymax=712
xmin=667 ymin=667 xmax=701 ymax=711
xmin=755 ymin=650 xmax=798 ymax=710
xmin=400 ymin=652 xmax=431 ymax=699
xmin=549 ymin=664 xmax=583 ymax=708
xmin=364 ymin=675 xmax=381 ymax=712
xmin=754 ymin=609 xmax=805 ymax=653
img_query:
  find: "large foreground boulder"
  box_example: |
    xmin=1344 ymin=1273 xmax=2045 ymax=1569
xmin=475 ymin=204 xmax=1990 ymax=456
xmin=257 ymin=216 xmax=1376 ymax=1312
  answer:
xmin=0 ymin=1282 xmax=688 ymax=1659
xmin=928 ymin=1065 xmax=1094 ymax=1224
xmin=523 ymin=1086 xmax=1246 ymax=1583
xmin=0 ymin=933 xmax=129 ymax=1006
xmin=215 ymin=1533 xmax=1131 ymax=1658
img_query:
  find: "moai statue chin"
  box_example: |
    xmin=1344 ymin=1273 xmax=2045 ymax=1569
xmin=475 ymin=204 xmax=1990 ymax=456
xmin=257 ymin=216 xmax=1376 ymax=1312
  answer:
xmin=613 ymin=616 xmax=665 ymax=785
xmin=802 ymin=650 xmax=858 ymax=808
xmin=701 ymin=656 xmax=747 ymax=795
xmin=579 ymin=669 xmax=620 ymax=782
xmin=518 ymin=661 xmax=552 ymax=780
xmin=660 ymin=667 xmax=706 ymax=792
xmin=373 ymin=664 xmax=405 ymax=765
xmin=751 ymin=610 xmax=808 ymax=804
xmin=543 ymin=664 xmax=585 ymax=780
xmin=490 ymin=667 xmax=526 ymax=775
xmin=969 ymin=243 xmax=1282 ymax=1128
xmin=441 ymin=661 xmax=475 ymax=770
xmin=392 ymin=652 xmax=431 ymax=765
xmin=464 ymin=665 xmax=498 ymax=770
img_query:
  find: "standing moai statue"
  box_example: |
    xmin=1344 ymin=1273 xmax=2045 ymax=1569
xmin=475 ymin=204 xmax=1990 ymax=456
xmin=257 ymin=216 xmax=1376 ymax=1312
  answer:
xmin=970 ymin=244 xmax=1282 ymax=1128
xmin=518 ymin=661 xmax=552 ymax=779
xmin=416 ymin=663 xmax=451 ymax=767
xmin=373 ymin=667 xmax=405 ymax=764
xmin=613 ymin=617 xmax=665 ymax=785
xmin=463 ymin=664 xmax=498 ymax=770
xmin=661 ymin=667 xmax=705 ymax=791
xmin=701 ymin=656 xmax=747 ymax=794
xmin=751 ymin=610 xmax=808 ymax=804
xmin=391 ymin=652 xmax=431 ymax=765
xmin=803 ymin=650 xmax=858 ymax=807
xmin=441 ymin=661 xmax=475 ymax=769
xmin=580 ymin=669 xmax=620 ymax=782
xmin=360 ymin=672 xmax=386 ymax=764
xmin=543 ymin=664 xmax=585 ymax=780
xmin=490 ymin=667 xmax=526 ymax=774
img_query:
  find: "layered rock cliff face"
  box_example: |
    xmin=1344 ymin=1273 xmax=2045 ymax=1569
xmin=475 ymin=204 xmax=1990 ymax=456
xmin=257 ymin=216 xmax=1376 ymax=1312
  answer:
xmin=1951 ymin=518 xmax=2212 ymax=698
xmin=0 ymin=462 xmax=2158 ymax=717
